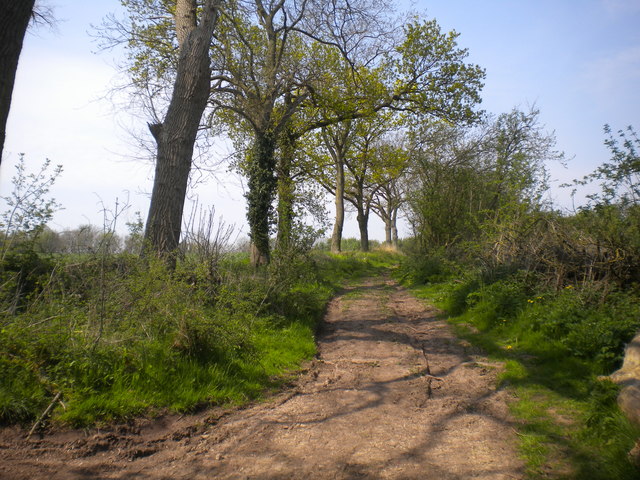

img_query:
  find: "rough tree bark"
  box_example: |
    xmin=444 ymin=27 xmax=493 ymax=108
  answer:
xmin=391 ymin=208 xmax=399 ymax=248
xmin=319 ymin=123 xmax=353 ymax=254
xmin=356 ymin=202 xmax=370 ymax=252
xmin=143 ymin=0 xmax=220 ymax=264
xmin=0 ymin=0 xmax=36 ymax=165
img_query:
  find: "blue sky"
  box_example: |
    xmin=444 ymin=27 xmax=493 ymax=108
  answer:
xmin=1 ymin=0 xmax=639 ymax=239
xmin=421 ymin=0 xmax=640 ymax=206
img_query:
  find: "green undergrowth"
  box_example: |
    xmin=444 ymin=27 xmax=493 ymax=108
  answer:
xmin=315 ymin=249 xmax=400 ymax=284
xmin=402 ymin=257 xmax=640 ymax=479
xmin=0 ymin=248 xmax=400 ymax=427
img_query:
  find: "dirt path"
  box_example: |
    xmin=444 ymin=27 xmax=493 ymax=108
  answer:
xmin=0 ymin=276 xmax=524 ymax=479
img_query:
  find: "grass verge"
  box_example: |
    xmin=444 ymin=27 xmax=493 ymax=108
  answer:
xmin=407 ymin=272 xmax=640 ymax=480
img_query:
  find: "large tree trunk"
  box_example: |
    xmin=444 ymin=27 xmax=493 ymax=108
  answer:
xmin=384 ymin=217 xmax=392 ymax=245
xmin=357 ymin=205 xmax=370 ymax=252
xmin=174 ymin=0 xmax=197 ymax=45
xmin=143 ymin=0 xmax=220 ymax=264
xmin=0 ymin=0 xmax=35 ymax=164
xmin=246 ymin=131 xmax=277 ymax=267
xmin=331 ymin=159 xmax=345 ymax=253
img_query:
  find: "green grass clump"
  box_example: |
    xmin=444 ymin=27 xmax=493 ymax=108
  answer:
xmin=315 ymin=249 xmax=401 ymax=282
xmin=314 ymin=237 xmax=382 ymax=252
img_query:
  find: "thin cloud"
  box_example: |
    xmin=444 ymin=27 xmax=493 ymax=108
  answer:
xmin=601 ymin=0 xmax=640 ymax=15
xmin=582 ymin=45 xmax=640 ymax=95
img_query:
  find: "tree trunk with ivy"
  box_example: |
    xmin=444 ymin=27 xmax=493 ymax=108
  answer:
xmin=143 ymin=0 xmax=220 ymax=265
xmin=275 ymin=128 xmax=296 ymax=254
xmin=247 ymin=131 xmax=277 ymax=267
xmin=0 ymin=0 xmax=35 ymax=164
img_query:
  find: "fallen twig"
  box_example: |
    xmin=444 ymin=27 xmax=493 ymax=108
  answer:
xmin=421 ymin=344 xmax=433 ymax=398
xmin=27 ymin=392 xmax=62 ymax=439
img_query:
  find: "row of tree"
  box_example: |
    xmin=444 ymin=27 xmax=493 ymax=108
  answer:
xmin=1 ymin=1 xmax=563 ymax=267
xmin=106 ymin=0 xmax=485 ymax=266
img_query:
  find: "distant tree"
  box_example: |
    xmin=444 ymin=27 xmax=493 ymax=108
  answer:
xmin=370 ymin=137 xmax=408 ymax=248
xmin=312 ymin=119 xmax=355 ymax=253
xmin=0 ymin=0 xmax=36 ymax=164
xmin=342 ymin=115 xmax=395 ymax=252
xmin=298 ymin=52 xmax=388 ymax=253
xmin=58 ymin=225 xmax=99 ymax=254
xmin=484 ymin=107 xmax=559 ymax=222
xmin=405 ymin=121 xmax=489 ymax=249
xmin=36 ymin=226 xmax=62 ymax=253
xmin=307 ymin=18 xmax=484 ymax=253
xmin=406 ymin=107 xmax=562 ymax=252
xmin=311 ymin=113 xmax=398 ymax=252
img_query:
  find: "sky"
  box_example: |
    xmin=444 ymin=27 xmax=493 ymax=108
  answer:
xmin=1 ymin=0 xmax=639 ymax=240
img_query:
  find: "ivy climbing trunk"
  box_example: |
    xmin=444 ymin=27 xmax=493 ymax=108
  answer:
xmin=275 ymin=129 xmax=295 ymax=253
xmin=0 ymin=0 xmax=35 ymax=164
xmin=247 ymin=131 xmax=277 ymax=267
xmin=143 ymin=0 xmax=220 ymax=264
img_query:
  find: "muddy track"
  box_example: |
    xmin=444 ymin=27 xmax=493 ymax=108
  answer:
xmin=0 ymin=276 xmax=524 ymax=479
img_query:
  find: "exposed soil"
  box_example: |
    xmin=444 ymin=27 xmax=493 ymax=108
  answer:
xmin=0 ymin=276 xmax=524 ymax=479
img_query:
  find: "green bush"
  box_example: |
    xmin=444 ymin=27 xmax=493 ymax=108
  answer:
xmin=399 ymin=250 xmax=457 ymax=285
xmin=519 ymin=288 xmax=640 ymax=372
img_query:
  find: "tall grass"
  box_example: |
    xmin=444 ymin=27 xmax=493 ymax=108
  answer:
xmin=0 ymin=247 xmax=399 ymax=427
